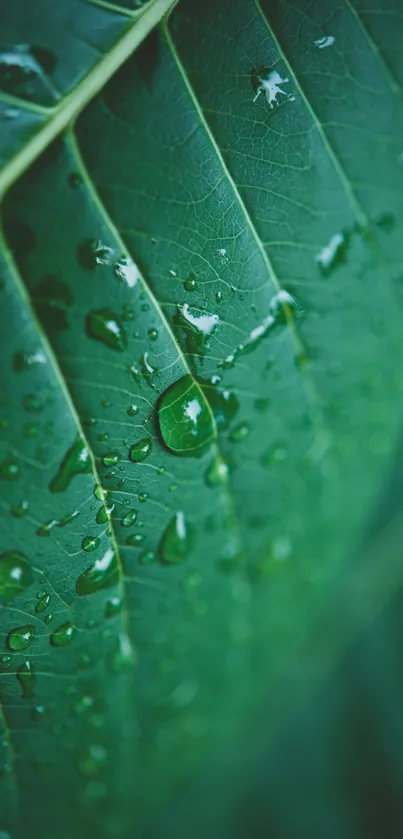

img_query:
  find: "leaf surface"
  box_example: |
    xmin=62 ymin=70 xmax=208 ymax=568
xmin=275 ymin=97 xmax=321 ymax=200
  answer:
xmin=1 ymin=0 xmax=403 ymax=836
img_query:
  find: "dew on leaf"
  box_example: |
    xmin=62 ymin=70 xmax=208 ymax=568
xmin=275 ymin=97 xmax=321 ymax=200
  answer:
xmin=58 ymin=509 xmax=80 ymax=527
xmin=23 ymin=423 xmax=39 ymax=437
xmin=31 ymin=704 xmax=47 ymax=721
xmin=50 ymin=435 xmax=91 ymax=493
xmin=160 ymin=511 xmax=192 ymax=564
xmin=0 ymin=459 xmax=19 ymax=480
xmin=76 ymin=549 xmax=119 ymax=596
xmin=82 ymin=536 xmax=99 ymax=552
xmin=139 ymin=551 xmax=156 ymax=564
xmin=0 ymin=552 xmax=32 ymax=597
xmin=138 ymin=492 xmax=148 ymax=503
xmin=110 ymin=632 xmax=136 ymax=672
xmin=251 ymin=67 xmax=295 ymax=108
xmin=121 ymin=509 xmax=137 ymax=527
xmin=219 ymin=290 xmax=296 ymax=369
xmin=174 ymin=303 xmax=219 ymax=363
xmin=205 ymin=456 xmax=229 ymax=487
xmin=129 ymin=438 xmax=152 ymax=463
xmin=148 ymin=328 xmax=158 ymax=341
xmin=51 ymin=622 xmax=76 ymax=647
xmin=7 ymin=624 xmax=35 ymax=652
xmin=36 ymin=519 xmax=58 ymax=536
xmin=140 ymin=351 xmax=158 ymax=387
xmin=86 ymin=309 xmax=127 ymax=352
xmin=96 ymin=503 xmax=114 ymax=524
xmin=0 ymin=43 xmax=55 ymax=96
xmin=127 ymin=404 xmax=138 ymax=417
xmin=201 ymin=381 xmax=239 ymax=431
xmin=10 ymin=500 xmax=29 ymax=518
xmin=158 ymin=375 xmax=215 ymax=455
xmin=102 ymin=452 xmax=120 ymax=467
xmin=105 ymin=596 xmax=122 ymax=618
xmin=78 ymin=239 xmax=113 ymax=269
xmin=13 ymin=349 xmax=46 ymax=372
xmin=126 ymin=533 xmax=144 ymax=546
xmin=35 ymin=593 xmax=50 ymax=614
xmin=261 ymin=443 xmax=288 ymax=466
xmin=230 ymin=422 xmax=250 ymax=442
xmin=314 ymin=36 xmax=335 ymax=49
xmin=23 ymin=394 xmax=42 ymax=412
xmin=17 ymin=661 xmax=35 ymax=698
xmin=44 ymin=613 xmax=53 ymax=625
xmin=316 ymin=232 xmax=347 ymax=274
xmin=114 ymin=255 xmax=138 ymax=287
xmin=184 ymin=272 xmax=197 ymax=292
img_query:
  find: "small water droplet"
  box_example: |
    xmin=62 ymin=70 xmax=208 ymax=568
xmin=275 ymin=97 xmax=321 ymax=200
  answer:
xmin=129 ymin=438 xmax=152 ymax=463
xmin=184 ymin=272 xmax=197 ymax=292
xmin=314 ymin=35 xmax=335 ymax=49
xmin=174 ymin=303 xmax=219 ymax=364
xmin=114 ymin=255 xmax=139 ymax=287
xmin=230 ymin=422 xmax=250 ymax=442
xmin=76 ymin=549 xmax=119 ymax=596
xmin=10 ymin=500 xmax=29 ymax=518
xmin=58 ymin=509 xmax=80 ymax=527
xmin=160 ymin=511 xmax=192 ymax=564
xmin=0 ymin=552 xmax=32 ymax=597
xmin=158 ymin=375 xmax=214 ymax=455
xmin=169 ymin=268 xmax=177 ymax=278
xmin=316 ymin=232 xmax=347 ymax=275
xmin=102 ymin=451 xmax=120 ymax=467
xmin=13 ymin=349 xmax=46 ymax=372
xmin=251 ymin=67 xmax=295 ymax=107
xmin=127 ymin=404 xmax=138 ymax=417
xmin=140 ymin=351 xmax=158 ymax=388
xmin=23 ymin=394 xmax=42 ymax=412
xmin=111 ymin=632 xmax=136 ymax=672
xmin=260 ymin=442 xmax=288 ymax=466
xmin=205 ymin=456 xmax=229 ymax=487
xmin=17 ymin=661 xmax=35 ymax=698
xmin=126 ymin=533 xmax=144 ymax=546
xmin=23 ymin=422 xmax=39 ymax=437
xmin=44 ymin=613 xmax=53 ymax=625
xmin=148 ymin=328 xmax=158 ymax=341
xmin=96 ymin=503 xmax=114 ymax=524
xmin=138 ymin=492 xmax=148 ymax=503
xmin=216 ymin=290 xmax=223 ymax=302
xmin=86 ymin=309 xmax=127 ymax=352
xmin=7 ymin=624 xmax=35 ymax=651
xmin=139 ymin=550 xmax=156 ymax=564
xmin=105 ymin=596 xmax=122 ymax=618
xmin=31 ymin=704 xmax=46 ymax=721
xmin=78 ymin=239 xmax=113 ymax=269
xmin=50 ymin=436 xmax=92 ymax=493
xmin=1 ymin=655 xmax=11 ymax=665
xmin=82 ymin=536 xmax=99 ymax=552
xmin=51 ymin=622 xmax=75 ymax=647
xmin=68 ymin=171 xmax=82 ymax=188
xmin=121 ymin=509 xmax=137 ymax=527
xmin=36 ymin=518 xmax=58 ymax=536
xmin=0 ymin=460 xmax=19 ymax=480
xmin=35 ymin=593 xmax=50 ymax=613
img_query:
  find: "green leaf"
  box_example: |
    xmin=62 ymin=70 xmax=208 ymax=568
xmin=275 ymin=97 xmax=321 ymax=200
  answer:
xmin=1 ymin=0 xmax=403 ymax=836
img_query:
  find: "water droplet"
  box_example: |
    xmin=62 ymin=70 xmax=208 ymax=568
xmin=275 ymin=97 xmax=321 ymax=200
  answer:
xmin=174 ymin=303 xmax=219 ymax=364
xmin=105 ymin=596 xmax=122 ymax=618
xmin=205 ymin=456 xmax=229 ymax=487
xmin=86 ymin=309 xmax=127 ymax=352
xmin=23 ymin=422 xmax=39 ymax=437
xmin=44 ymin=613 xmax=53 ymax=625
xmin=219 ymin=291 xmax=296 ymax=368
xmin=36 ymin=519 xmax=58 ymax=536
xmin=148 ymin=328 xmax=158 ymax=341
xmin=260 ymin=442 xmax=288 ymax=466
xmin=127 ymin=404 xmax=138 ymax=416
xmin=78 ymin=239 xmax=113 ymax=269
xmin=160 ymin=511 xmax=192 ymax=564
xmin=17 ymin=661 xmax=35 ymax=698
xmin=0 ymin=43 xmax=55 ymax=98
xmin=158 ymin=375 xmax=215 ymax=455
xmin=50 ymin=622 xmax=75 ymax=647
xmin=126 ymin=533 xmax=144 ymax=546
xmin=94 ymin=484 xmax=103 ymax=500
xmin=1 ymin=655 xmax=11 ymax=665
xmin=110 ymin=632 xmax=136 ymax=672
xmin=102 ymin=452 xmax=120 ymax=467
xmin=121 ymin=509 xmax=137 ymax=527
xmin=23 ymin=394 xmax=42 ymax=412
xmin=230 ymin=422 xmax=250 ymax=442
xmin=140 ymin=351 xmax=158 ymax=388
xmin=35 ymin=593 xmax=50 ymax=614
xmin=31 ymin=704 xmax=46 ymax=721
xmin=82 ymin=536 xmax=99 ymax=552
xmin=251 ymin=67 xmax=295 ymax=107
xmin=169 ymin=268 xmax=177 ymax=277
xmin=314 ymin=35 xmax=335 ymax=49
xmin=0 ymin=552 xmax=32 ymax=597
xmin=184 ymin=272 xmax=197 ymax=292
xmin=129 ymin=438 xmax=152 ymax=463
xmin=316 ymin=232 xmax=347 ymax=275
xmin=139 ymin=550 xmax=156 ymax=564
xmin=58 ymin=509 xmax=80 ymax=527
xmin=13 ymin=349 xmax=46 ymax=372
xmin=0 ymin=460 xmax=19 ymax=480
xmin=96 ymin=503 xmax=114 ymax=524
xmin=201 ymin=381 xmax=239 ymax=430
xmin=10 ymin=500 xmax=29 ymax=518
xmin=7 ymin=624 xmax=35 ymax=652
xmin=76 ymin=549 xmax=119 ymax=596
xmin=50 ymin=436 xmax=92 ymax=493
xmin=114 ymin=255 xmax=139 ymax=287
xmin=216 ymin=290 xmax=223 ymax=302
xmin=68 ymin=171 xmax=82 ymax=188
xmin=138 ymin=492 xmax=148 ymax=503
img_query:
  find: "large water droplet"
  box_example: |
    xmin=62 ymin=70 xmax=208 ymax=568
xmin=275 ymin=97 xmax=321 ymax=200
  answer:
xmin=17 ymin=661 xmax=35 ymax=698
xmin=51 ymin=622 xmax=75 ymax=647
xmin=7 ymin=624 xmax=35 ymax=651
xmin=114 ymin=255 xmax=139 ymax=287
xmin=201 ymin=382 xmax=239 ymax=430
xmin=160 ymin=511 xmax=192 ymax=563
xmin=50 ymin=436 xmax=92 ymax=493
xmin=129 ymin=438 xmax=152 ymax=463
xmin=76 ymin=549 xmax=119 ymax=596
xmin=82 ymin=536 xmax=99 ymax=552
xmin=86 ymin=309 xmax=127 ymax=352
xmin=158 ymin=375 xmax=215 ymax=455
xmin=0 ymin=551 xmax=32 ymax=597
xmin=102 ymin=451 xmax=120 ymax=467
